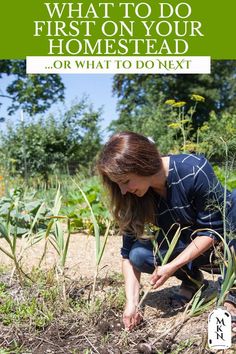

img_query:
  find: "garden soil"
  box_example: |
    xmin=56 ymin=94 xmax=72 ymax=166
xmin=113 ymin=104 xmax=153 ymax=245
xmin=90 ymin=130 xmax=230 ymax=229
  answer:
xmin=0 ymin=234 xmax=235 ymax=354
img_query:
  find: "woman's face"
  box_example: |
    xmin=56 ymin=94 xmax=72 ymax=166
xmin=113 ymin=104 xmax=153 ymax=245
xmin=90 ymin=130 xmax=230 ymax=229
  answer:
xmin=112 ymin=173 xmax=151 ymax=197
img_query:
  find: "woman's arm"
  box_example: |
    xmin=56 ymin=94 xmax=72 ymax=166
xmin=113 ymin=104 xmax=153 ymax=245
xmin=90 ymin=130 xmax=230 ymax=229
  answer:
xmin=122 ymin=259 xmax=142 ymax=330
xmin=150 ymin=236 xmax=214 ymax=288
xmin=122 ymin=259 xmax=141 ymax=304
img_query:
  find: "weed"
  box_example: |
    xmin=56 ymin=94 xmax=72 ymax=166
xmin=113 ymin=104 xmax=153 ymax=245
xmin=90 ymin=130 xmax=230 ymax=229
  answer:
xmin=0 ymin=346 xmax=26 ymax=354
xmin=171 ymin=339 xmax=194 ymax=354
xmin=0 ymin=284 xmax=54 ymax=328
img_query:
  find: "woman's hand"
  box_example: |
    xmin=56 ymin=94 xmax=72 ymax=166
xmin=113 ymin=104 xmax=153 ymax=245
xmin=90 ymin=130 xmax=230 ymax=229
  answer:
xmin=150 ymin=263 xmax=176 ymax=289
xmin=123 ymin=302 xmax=143 ymax=331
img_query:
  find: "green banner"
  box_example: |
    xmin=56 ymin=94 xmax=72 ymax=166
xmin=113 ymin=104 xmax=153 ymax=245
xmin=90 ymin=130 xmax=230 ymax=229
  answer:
xmin=0 ymin=0 xmax=235 ymax=59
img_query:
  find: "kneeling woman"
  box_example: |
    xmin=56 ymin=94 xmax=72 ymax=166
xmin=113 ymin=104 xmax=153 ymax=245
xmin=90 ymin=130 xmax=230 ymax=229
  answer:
xmin=97 ymin=131 xmax=236 ymax=331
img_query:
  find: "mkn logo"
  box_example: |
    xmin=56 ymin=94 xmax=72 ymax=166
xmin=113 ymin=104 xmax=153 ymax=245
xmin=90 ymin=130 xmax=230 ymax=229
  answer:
xmin=208 ymin=308 xmax=231 ymax=349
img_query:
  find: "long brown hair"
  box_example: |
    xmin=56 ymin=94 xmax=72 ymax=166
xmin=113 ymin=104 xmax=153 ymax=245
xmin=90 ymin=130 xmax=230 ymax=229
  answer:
xmin=97 ymin=131 xmax=163 ymax=237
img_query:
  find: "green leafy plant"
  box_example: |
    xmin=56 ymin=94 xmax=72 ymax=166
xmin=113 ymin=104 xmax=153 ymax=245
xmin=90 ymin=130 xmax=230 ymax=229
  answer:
xmin=62 ymin=176 xmax=110 ymax=234
xmin=196 ymin=111 xmax=236 ymax=162
xmin=190 ymin=228 xmax=236 ymax=307
xmin=39 ymin=187 xmax=72 ymax=276
xmin=71 ymin=178 xmax=112 ymax=298
xmin=0 ymin=98 xmax=102 ymax=183
xmin=0 ymin=189 xmax=49 ymax=284
xmin=213 ymin=165 xmax=236 ymax=191
xmin=0 ymin=187 xmax=49 ymax=236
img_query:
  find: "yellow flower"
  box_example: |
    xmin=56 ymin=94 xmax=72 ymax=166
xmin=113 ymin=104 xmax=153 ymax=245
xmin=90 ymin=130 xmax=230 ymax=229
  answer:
xmin=168 ymin=122 xmax=181 ymax=129
xmin=165 ymin=99 xmax=176 ymax=106
xmin=200 ymin=124 xmax=209 ymax=132
xmin=191 ymin=94 xmax=205 ymax=102
xmin=172 ymin=101 xmax=186 ymax=108
xmin=182 ymin=142 xmax=198 ymax=151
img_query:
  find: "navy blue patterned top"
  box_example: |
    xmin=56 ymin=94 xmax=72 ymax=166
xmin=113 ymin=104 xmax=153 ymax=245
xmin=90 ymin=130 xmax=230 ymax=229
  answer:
xmin=121 ymin=154 xmax=234 ymax=259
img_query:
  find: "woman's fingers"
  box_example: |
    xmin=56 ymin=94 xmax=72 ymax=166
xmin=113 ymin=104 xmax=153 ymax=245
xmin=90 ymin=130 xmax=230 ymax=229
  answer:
xmin=150 ymin=273 xmax=168 ymax=288
xmin=123 ymin=311 xmax=142 ymax=331
xmin=150 ymin=264 xmax=173 ymax=288
xmin=150 ymin=269 xmax=160 ymax=284
xmin=152 ymin=275 xmax=166 ymax=288
xmin=130 ymin=312 xmax=142 ymax=329
xmin=150 ymin=272 xmax=161 ymax=285
xmin=123 ymin=315 xmax=132 ymax=330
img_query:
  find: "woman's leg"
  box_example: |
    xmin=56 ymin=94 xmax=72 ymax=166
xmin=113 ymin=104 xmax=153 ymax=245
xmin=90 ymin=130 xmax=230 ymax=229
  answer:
xmin=128 ymin=239 xmax=212 ymax=283
xmin=128 ymin=239 xmax=156 ymax=274
xmin=128 ymin=239 xmax=212 ymax=307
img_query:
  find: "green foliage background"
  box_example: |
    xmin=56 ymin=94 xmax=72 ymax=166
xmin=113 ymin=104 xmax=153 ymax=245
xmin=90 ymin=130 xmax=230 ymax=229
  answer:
xmin=0 ymin=98 xmax=102 ymax=182
xmin=0 ymin=59 xmax=236 ymax=232
xmin=0 ymin=60 xmax=64 ymax=116
xmin=111 ymin=61 xmax=236 ymax=163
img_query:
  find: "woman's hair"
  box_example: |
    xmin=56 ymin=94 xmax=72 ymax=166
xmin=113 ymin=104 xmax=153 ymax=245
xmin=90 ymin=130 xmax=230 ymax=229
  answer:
xmin=97 ymin=131 xmax=162 ymax=237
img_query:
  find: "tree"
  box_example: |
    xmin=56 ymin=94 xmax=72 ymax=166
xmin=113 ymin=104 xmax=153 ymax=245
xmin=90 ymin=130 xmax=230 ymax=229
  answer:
xmin=0 ymin=98 xmax=102 ymax=182
xmin=111 ymin=61 xmax=236 ymax=131
xmin=0 ymin=60 xmax=65 ymax=116
xmin=60 ymin=97 xmax=102 ymax=173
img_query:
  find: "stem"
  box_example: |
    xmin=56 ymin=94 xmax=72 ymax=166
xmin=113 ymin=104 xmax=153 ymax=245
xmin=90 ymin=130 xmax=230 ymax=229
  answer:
xmin=151 ymin=314 xmax=190 ymax=345
xmin=38 ymin=239 xmax=48 ymax=267
xmin=220 ymin=138 xmax=228 ymax=260
xmin=138 ymin=224 xmax=182 ymax=309
xmin=138 ymin=284 xmax=153 ymax=309
xmin=179 ymin=107 xmax=186 ymax=152
xmin=92 ymin=266 xmax=99 ymax=300
xmin=0 ymin=94 xmax=13 ymax=100
xmin=12 ymin=255 xmax=24 ymax=286
xmin=20 ymin=110 xmax=28 ymax=185
xmin=181 ymin=126 xmax=186 ymax=152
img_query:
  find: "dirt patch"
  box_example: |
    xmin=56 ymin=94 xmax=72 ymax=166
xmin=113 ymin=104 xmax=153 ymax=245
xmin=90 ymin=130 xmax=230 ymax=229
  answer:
xmin=0 ymin=234 xmax=235 ymax=353
xmin=0 ymin=233 xmax=122 ymax=278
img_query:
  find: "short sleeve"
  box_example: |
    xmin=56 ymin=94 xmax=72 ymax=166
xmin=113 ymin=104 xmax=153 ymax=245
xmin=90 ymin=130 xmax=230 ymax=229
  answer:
xmin=120 ymin=233 xmax=135 ymax=259
xmin=191 ymin=157 xmax=225 ymax=241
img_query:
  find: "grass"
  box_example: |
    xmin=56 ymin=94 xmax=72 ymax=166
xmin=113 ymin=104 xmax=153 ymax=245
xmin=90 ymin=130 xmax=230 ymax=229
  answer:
xmin=0 ymin=271 xmax=58 ymax=328
xmin=0 ymin=266 xmax=127 ymax=353
xmin=0 ymin=250 xmax=234 ymax=353
xmin=0 ymin=260 xmax=205 ymax=353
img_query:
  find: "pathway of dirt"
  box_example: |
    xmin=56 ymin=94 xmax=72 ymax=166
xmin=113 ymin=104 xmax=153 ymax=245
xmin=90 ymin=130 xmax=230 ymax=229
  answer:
xmin=0 ymin=233 xmax=123 ymax=278
xmin=0 ymin=233 xmax=186 ymax=294
xmin=0 ymin=232 xmax=219 ymax=290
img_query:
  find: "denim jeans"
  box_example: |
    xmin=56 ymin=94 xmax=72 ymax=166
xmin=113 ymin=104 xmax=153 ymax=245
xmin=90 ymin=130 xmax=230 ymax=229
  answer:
xmin=128 ymin=238 xmax=236 ymax=286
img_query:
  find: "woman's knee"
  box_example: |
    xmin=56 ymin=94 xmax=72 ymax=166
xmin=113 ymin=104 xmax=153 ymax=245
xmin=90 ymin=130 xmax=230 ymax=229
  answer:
xmin=129 ymin=245 xmax=154 ymax=273
xmin=129 ymin=247 xmax=145 ymax=269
